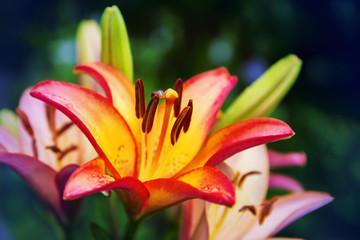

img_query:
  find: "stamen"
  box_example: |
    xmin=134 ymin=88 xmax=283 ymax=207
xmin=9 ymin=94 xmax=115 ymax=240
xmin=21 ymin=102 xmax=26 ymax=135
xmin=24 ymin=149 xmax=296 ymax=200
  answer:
xmin=239 ymin=205 xmax=257 ymax=216
xmin=16 ymin=108 xmax=34 ymax=137
xmin=183 ymin=99 xmax=193 ymax=133
xmin=56 ymin=122 xmax=74 ymax=138
xmin=170 ymin=106 xmax=191 ymax=145
xmin=259 ymin=197 xmax=278 ymax=225
xmin=17 ymin=108 xmax=38 ymax=158
xmin=238 ymin=171 xmax=261 ymax=188
xmin=32 ymin=139 xmax=38 ymax=159
xmin=46 ymin=105 xmax=56 ymax=133
xmin=135 ymin=79 xmax=146 ymax=119
xmin=59 ymin=145 xmax=78 ymax=160
xmin=142 ymin=95 xmax=159 ymax=133
xmin=174 ymin=78 xmax=183 ymax=117
xmin=46 ymin=145 xmax=61 ymax=153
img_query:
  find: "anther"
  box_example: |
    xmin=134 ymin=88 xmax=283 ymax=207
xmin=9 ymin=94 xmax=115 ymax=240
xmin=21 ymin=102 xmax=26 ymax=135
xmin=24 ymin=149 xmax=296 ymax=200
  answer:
xmin=32 ymin=139 xmax=38 ymax=159
xmin=16 ymin=108 xmax=34 ymax=137
xmin=135 ymin=79 xmax=146 ymax=119
xmin=170 ymin=106 xmax=191 ymax=145
xmin=46 ymin=145 xmax=61 ymax=153
xmin=59 ymin=145 xmax=78 ymax=160
xmin=183 ymin=100 xmax=193 ymax=133
xmin=142 ymin=95 xmax=159 ymax=133
xmin=259 ymin=197 xmax=278 ymax=225
xmin=46 ymin=105 xmax=56 ymax=133
xmin=56 ymin=122 xmax=74 ymax=138
xmin=239 ymin=205 xmax=257 ymax=216
xmin=174 ymin=78 xmax=183 ymax=117
xmin=238 ymin=171 xmax=261 ymax=188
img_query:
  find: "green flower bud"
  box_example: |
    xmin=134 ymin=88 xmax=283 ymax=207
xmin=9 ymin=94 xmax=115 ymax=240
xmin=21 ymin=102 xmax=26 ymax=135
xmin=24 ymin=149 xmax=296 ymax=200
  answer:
xmin=215 ymin=54 xmax=302 ymax=131
xmin=101 ymin=5 xmax=133 ymax=81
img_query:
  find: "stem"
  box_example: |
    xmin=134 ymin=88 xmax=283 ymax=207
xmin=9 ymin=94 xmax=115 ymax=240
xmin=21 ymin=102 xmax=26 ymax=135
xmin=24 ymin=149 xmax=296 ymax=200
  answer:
xmin=63 ymin=223 xmax=74 ymax=240
xmin=109 ymin=195 xmax=120 ymax=240
xmin=124 ymin=220 xmax=139 ymax=240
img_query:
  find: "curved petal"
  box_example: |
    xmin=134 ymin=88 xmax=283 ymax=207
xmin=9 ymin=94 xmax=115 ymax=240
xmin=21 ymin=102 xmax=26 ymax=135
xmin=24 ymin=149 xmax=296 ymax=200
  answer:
xmin=0 ymin=152 xmax=61 ymax=215
xmin=0 ymin=125 xmax=19 ymax=153
xmin=180 ymin=199 xmax=207 ymax=240
xmin=269 ymin=174 xmax=304 ymax=192
xmin=268 ymin=150 xmax=307 ymax=168
xmin=31 ymin=81 xmax=137 ymax=177
xmin=206 ymin=145 xmax=269 ymax=240
xmin=64 ymin=158 xmax=149 ymax=218
xmin=150 ymin=67 xmax=237 ymax=178
xmin=18 ymin=88 xmax=59 ymax=169
xmin=74 ymin=63 xmax=139 ymax=139
xmin=142 ymin=166 xmax=235 ymax=219
xmin=18 ymin=88 xmax=89 ymax=170
xmin=55 ymin=164 xmax=84 ymax=223
xmin=244 ymin=192 xmax=333 ymax=239
xmin=227 ymin=145 xmax=269 ymax=205
xmin=180 ymin=118 xmax=294 ymax=174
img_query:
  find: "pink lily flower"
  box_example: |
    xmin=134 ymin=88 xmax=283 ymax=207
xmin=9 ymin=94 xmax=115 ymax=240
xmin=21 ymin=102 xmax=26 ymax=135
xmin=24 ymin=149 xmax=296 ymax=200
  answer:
xmin=30 ymin=63 xmax=295 ymax=220
xmin=0 ymin=88 xmax=96 ymax=226
xmin=180 ymin=145 xmax=333 ymax=240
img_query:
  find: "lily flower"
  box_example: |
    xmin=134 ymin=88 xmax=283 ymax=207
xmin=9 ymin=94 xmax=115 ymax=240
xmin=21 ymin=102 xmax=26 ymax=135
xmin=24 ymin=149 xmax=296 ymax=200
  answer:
xmin=0 ymin=88 xmax=96 ymax=226
xmin=30 ymin=63 xmax=295 ymax=220
xmin=180 ymin=145 xmax=333 ymax=240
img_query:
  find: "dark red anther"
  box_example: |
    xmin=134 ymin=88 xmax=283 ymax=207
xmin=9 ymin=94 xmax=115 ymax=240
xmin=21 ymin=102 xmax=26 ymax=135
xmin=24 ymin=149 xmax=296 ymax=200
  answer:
xmin=174 ymin=78 xmax=183 ymax=117
xmin=135 ymin=79 xmax=146 ymax=119
xmin=56 ymin=122 xmax=74 ymax=138
xmin=46 ymin=145 xmax=62 ymax=153
xmin=259 ymin=197 xmax=278 ymax=225
xmin=59 ymin=145 xmax=78 ymax=160
xmin=16 ymin=108 xmax=34 ymax=137
xmin=46 ymin=105 xmax=56 ymax=133
xmin=170 ymin=106 xmax=191 ymax=145
xmin=142 ymin=95 xmax=159 ymax=133
xmin=239 ymin=205 xmax=257 ymax=216
xmin=238 ymin=171 xmax=261 ymax=188
xmin=183 ymin=99 xmax=193 ymax=133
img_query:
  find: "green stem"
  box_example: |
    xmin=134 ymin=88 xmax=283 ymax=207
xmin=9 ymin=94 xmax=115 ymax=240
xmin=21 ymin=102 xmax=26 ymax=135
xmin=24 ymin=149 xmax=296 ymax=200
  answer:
xmin=109 ymin=195 xmax=120 ymax=240
xmin=123 ymin=220 xmax=139 ymax=240
xmin=63 ymin=223 xmax=74 ymax=240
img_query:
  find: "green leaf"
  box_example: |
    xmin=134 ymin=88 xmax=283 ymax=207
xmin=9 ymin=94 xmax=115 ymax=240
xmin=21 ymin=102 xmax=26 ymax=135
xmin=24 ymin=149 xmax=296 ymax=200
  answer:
xmin=215 ymin=54 xmax=302 ymax=131
xmin=101 ymin=5 xmax=134 ymax=81
xmin=90 ymin=222 xmax=113 ymax=240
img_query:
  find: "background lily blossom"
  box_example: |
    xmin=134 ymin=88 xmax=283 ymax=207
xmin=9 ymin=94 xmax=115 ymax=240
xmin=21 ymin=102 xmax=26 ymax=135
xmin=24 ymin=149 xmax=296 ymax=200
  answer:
xmin=0 ymin=88 xmax=96 ymax=226
xmin=31 ymin=63 xmax=295 ymax=220
xmin=180 ymin=145 xmax=333 ymax=240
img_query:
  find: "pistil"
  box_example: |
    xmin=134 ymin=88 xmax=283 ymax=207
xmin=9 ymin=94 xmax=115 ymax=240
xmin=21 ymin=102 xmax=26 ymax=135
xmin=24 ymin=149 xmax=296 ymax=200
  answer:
xmin=151 ymin=89 xmax=178 ymax=167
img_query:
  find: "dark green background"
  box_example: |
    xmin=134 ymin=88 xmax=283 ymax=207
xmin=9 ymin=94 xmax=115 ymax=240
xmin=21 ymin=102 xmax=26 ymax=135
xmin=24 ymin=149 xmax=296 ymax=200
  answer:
xmin=0 ymin=0 xmax=359 ymax=239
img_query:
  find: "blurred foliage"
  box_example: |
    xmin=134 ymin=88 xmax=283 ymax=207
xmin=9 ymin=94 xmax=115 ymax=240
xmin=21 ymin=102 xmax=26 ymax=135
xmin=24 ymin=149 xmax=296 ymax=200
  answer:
xmin=0 ymin=0 xmax=359 ymax=239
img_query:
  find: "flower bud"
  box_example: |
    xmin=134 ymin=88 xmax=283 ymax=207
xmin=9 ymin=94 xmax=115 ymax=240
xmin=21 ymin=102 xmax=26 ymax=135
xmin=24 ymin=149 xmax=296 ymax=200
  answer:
xmin=101 ymin=5 xmax=133 ymax=81
xmin=215 ymin=54 xmax=302 ymax=130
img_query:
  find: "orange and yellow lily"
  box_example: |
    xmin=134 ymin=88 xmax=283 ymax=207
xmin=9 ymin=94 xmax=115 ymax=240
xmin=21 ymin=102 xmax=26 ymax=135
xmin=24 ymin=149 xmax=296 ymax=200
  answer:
xmin=30 ymin=63 xmax=295 ymax=220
